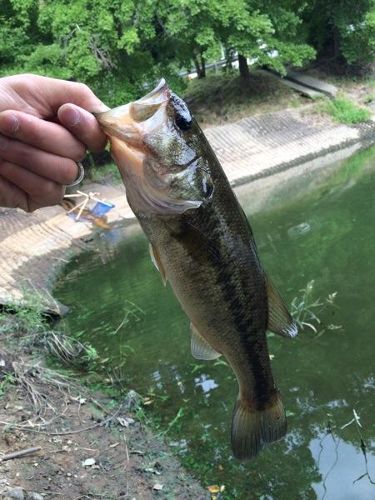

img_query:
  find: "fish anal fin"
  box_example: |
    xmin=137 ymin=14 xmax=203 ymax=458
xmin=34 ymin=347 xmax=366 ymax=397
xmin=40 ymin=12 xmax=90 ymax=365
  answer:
xmin=149 ymin=243 xmax=167 ymax=286
xmin=267 ymin=277 xmax=298 ymax=338
xmin=231 ymin=393 xmax=287 ymax=460
xmin=190 ymin=323 xmax=221 ymax=360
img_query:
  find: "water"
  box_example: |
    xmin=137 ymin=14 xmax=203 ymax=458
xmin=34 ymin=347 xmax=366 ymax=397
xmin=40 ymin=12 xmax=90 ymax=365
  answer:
xmin=55 ymin=147 xmax=375 ymax=499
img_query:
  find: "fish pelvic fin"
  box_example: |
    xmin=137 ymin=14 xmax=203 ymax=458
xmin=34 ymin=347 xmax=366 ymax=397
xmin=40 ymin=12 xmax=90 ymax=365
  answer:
xmin=190 ymin=323 xmax=221 ymax=360
xmin=266 ymin=276 xmax=298 ymax=338
xmin=231 ymin=393 xmax=287 ymax=460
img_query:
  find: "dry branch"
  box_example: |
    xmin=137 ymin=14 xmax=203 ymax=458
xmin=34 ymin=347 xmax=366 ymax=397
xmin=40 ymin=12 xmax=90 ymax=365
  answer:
xmin=0 ymin=446 xmax=41 ymax=462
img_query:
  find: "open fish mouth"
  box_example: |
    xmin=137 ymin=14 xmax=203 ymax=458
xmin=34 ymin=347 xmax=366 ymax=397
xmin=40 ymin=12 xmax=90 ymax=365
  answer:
xmin=94 ymin=80 xmax=203 ymax=215
xmin=95 ymin=79 xmax=171 ymax=143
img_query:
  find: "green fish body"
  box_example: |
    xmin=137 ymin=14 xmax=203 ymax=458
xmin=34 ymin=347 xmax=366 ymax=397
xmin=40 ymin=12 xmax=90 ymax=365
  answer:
xmin=96 ymin=80 xmax=297 ymax=459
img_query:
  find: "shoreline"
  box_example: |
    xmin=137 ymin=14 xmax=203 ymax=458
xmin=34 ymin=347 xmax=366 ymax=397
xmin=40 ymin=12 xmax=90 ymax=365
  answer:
xmin=1 ymin=105 xmax=374 ymax=315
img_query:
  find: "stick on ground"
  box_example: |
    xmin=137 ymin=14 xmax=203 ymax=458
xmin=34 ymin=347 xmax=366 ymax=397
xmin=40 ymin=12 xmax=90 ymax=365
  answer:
xmin=0 ymin=446 xmax=41 ymax=462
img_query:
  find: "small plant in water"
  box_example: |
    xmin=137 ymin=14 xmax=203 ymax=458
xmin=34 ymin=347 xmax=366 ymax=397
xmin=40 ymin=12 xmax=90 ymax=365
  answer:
xmin=82 ymin=345 xmax=99 ymax=365
xmin=110 ymin=301 xmax=145 ymax=336
xmin=160 ymin=407 xmax=185 ymax=436
xmin=290 ymin=280 xmax=342 ymax=334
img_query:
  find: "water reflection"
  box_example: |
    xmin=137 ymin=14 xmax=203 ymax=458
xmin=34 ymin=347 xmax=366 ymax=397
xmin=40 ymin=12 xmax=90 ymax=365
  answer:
xmin=311 ymin=433 xmax=375 ymax=500
xmin=194 ymin=374 xmax=219 ymax=394
xmin=55 ymin=148 xmax=375 ymax=499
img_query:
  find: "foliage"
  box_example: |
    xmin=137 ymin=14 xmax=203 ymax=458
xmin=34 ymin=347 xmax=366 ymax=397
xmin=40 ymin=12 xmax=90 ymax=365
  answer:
xmin=0 ymin=0 xmax=181 ymax=105
xmin=159 ymin=0 xmax=315 ymax=77
xmin=0 ymin=0 xmax=316 ymax=104
xmin=2 ymin=0 xmax=373 ymax=103
xmin=0 ymin=295 xmax=100 ymax=372
xmin=0 ymin=373 xmax=15 ymax=398
xmin=324 ymin=97 xmax=371 ymax=124
xmin=304 ymin=0 xmax=375 ymax=69
xmin=0 ymin=293 xmax=49 ymax=336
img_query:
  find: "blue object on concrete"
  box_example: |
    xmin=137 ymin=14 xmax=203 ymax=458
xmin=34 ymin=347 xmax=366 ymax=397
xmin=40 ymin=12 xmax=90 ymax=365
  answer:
xmin=91 ymin=201 xmax=115 ymax=217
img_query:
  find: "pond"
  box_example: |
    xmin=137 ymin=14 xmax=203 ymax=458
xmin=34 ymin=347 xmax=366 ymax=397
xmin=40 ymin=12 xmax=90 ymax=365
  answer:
xmin=55 ymin=146 xmax=375 ymax=499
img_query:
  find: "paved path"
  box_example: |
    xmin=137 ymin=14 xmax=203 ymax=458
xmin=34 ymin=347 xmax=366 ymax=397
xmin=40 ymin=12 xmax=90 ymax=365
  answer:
xmin=205 ymin=108 xmax=375 ymax=185
xmin=1 ymin=107 xmax=374 ymax=313
xmin=0 ymin=183 xmax=131 ymax=314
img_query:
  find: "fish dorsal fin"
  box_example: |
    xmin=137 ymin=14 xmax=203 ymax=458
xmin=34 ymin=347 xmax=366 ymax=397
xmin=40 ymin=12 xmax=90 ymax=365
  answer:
xmin=149 ymin=244 xmax=167 ymax=286
xmin=190 ymin=323 xmax=221 ymax=360
xmin=266 ymin=277 xmax=298 ymax=338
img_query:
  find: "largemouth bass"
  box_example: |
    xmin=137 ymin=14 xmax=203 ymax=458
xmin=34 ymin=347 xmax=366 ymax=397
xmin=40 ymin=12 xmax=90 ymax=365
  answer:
xmin=96 ymin=80 xmax=297 ymax=460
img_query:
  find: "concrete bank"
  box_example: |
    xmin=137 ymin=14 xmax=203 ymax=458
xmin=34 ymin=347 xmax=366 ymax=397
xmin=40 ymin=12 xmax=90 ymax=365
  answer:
xmin=1 ymin=107 xmax=375 ymax=314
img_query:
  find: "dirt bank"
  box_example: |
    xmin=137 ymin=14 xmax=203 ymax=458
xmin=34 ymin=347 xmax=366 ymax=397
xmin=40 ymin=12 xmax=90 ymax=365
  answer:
xmin=0 ymin=326 xmax=209 ymax=499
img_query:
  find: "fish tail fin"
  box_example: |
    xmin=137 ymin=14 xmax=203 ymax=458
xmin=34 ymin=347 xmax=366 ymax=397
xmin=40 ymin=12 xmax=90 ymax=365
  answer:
xmin=260 ymin=393 xmax=287 ymax=444
xmin=231 ymin=393 xmax=287 ymax=460
xmin=231 ymin=400 xmax=262 ymax=460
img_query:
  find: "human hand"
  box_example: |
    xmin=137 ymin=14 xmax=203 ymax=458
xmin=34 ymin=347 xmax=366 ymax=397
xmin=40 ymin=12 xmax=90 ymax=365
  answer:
xmin=0 ymin=74 xmax=108 ymax=212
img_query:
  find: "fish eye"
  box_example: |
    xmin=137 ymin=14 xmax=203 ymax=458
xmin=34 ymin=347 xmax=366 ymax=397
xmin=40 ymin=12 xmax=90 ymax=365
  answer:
xmin=170 ymin=93 xmax=192 ymax=131
xmin=175 ymin=112 xmax=192 ymax=131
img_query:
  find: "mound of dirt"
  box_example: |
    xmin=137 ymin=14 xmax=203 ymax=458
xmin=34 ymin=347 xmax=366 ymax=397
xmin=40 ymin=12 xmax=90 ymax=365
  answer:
xmin=0 ymin=340 xmax=208 ymax=500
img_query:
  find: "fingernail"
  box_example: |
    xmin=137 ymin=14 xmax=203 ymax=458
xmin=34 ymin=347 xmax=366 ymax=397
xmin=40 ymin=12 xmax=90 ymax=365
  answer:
xmin=64 ymin=107 xmax=80 ymax=127
xmin=0 ymin=113 xmax=19 ymax=134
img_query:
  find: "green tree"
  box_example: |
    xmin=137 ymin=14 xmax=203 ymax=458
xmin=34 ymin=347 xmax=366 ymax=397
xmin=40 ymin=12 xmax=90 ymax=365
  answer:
xmin=159 ymin=0 xmax=315 ymax=79
xmin=156 ymin=0 xmax=221 ymax=79
xmin=0 ymin=0 xmax=181 ymax=105
xmin=0 ymin=0 xmax=316 ymax=98
xmin=304 ymin=0 xmax=375 ymax=70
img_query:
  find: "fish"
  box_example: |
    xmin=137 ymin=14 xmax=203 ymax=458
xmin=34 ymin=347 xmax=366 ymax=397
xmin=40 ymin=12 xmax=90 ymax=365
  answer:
xmin=95 ymin=79 xmax=297 ymax=460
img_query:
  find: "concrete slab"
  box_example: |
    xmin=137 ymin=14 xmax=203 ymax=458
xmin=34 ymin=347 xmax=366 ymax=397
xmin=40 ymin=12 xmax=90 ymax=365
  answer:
xmin=279 ymin=79 xmax=323 ymax=99
xmin=285 ymin=70 xmax=338 ymax=98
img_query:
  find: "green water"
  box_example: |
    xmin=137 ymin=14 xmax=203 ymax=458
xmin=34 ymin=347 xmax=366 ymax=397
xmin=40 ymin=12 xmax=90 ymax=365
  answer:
xmin=55 ymin=147 xmax=375 ymax=499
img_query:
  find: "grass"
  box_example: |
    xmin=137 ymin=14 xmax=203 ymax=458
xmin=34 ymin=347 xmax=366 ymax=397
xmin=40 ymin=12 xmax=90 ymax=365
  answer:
xmin=0 ymin=373 xmax=14 ymax=397
xmin=183 ymin=71 xmax=305 ymax=126
xmin=0 ymin=292 xmax=49 ymax=337
xmin=324 ymin=97 xmax=371 ymax=124
xmin=0 ymin=295 xmax=100 ymax=372
xmin=183 ymin=69 xmax=374 ymax=128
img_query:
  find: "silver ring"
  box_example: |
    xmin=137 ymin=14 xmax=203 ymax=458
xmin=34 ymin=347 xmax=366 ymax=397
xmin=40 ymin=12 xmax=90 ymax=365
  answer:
xmin=66 ymin=161 xmax=85 ymax=187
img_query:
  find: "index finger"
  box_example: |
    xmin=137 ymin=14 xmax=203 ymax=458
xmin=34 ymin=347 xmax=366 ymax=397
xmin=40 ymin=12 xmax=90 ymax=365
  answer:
xmin=10 ymin=75 xmax=108 ymax=116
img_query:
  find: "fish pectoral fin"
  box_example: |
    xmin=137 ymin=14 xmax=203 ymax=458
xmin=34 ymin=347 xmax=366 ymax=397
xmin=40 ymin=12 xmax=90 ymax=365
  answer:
xmin=190 ymin=323 xmax=221 ymax=360
xmin=266 ymin=276 xmax=298 ymax=338
xmin=149 ymin=243 xmax=167 ymax=286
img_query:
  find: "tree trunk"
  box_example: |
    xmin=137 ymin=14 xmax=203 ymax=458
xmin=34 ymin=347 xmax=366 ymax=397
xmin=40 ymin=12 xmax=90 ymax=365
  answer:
xmin=332 ymin=25 xmax=340 ymax=59
xmin=238 ymin=54 xmax=250 ymax=79
xmin=200 ymin=54 xmax=206 ymax=78
xmin=193 ymin=55 xmax=201 ymax=77
xmin=193 ymin=54 xmax=206 ymax=78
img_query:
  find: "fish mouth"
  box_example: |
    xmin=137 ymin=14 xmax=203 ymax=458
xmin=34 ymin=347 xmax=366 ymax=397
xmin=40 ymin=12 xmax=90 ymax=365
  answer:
xmin=95 ymin=79 xmax=170 ymax=143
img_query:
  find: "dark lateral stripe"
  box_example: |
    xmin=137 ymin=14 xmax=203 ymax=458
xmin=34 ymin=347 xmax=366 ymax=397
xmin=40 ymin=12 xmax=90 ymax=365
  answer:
xmin=215 ymin=259 xmax=274 ymax=406
xmin=186 ymin=208 xmax=275 ymax=407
